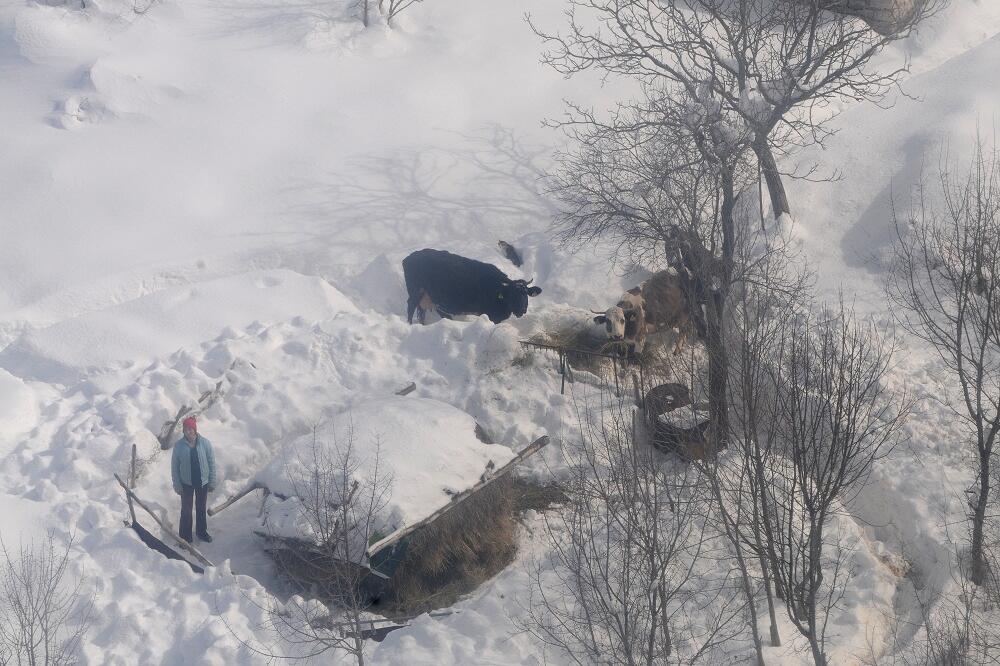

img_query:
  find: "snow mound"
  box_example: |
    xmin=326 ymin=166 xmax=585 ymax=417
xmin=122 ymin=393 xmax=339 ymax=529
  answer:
xmin=0 ymin=494 xmax=51 ymax=545
xmin=0 ymin=369 xmax=39 ymax=460
xmin=0 ymin=270 xmax=359 ymax=384
xmin=55 ymin=57 xmax=186 ymax=129
xmin=349 ymin=252 xmax=409 ymax=317
xmin=257 ymin=396 xmax=515 ymax=535
xmin=0 ymin=368 xmax=37 ymax=434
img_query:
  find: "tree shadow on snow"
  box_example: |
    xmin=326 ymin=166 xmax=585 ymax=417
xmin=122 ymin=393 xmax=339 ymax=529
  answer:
xmin=239 ymin=126 xmax=561 ymax=310
xmin=194 ymin=0 xmax=355 ymax=46
xmin=839 ymin=133 xmax=932 ymax=274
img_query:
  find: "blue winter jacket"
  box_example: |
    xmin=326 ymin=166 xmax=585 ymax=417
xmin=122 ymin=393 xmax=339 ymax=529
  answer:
xmin=171 ymin=435 xmax=216 ymax=493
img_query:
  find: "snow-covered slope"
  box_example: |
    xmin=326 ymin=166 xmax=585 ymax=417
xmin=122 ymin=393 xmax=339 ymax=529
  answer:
xmin=1 ymin=0 xmax=999 ymax=663
xmin=791 ymin=30 xmax=1000 ymax=301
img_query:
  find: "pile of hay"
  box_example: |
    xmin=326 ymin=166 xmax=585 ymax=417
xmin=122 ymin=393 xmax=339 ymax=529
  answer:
xmin=257 ymin=474 xmax=561 ymax=618
xmin=528 ymin=324 xmax=622 ymax=375
xmin=374 ymin=476 xmax=518 ymax=615
xmin=369 ymin=475 xmax=565 ymax=615
xmin=252 ymin=397 xmax=549 ymax=617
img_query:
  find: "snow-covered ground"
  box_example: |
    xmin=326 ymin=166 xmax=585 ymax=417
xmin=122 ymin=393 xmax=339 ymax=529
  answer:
xmin=2 ymin=0 xmax=1000 ymax=663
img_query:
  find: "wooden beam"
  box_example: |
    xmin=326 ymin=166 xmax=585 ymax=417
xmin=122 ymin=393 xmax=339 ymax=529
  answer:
xmin=157 ymin=372 xmax=231 ymax=450
xmin=127 ymin=444 xmax=137 ymax=525
xmin=366 ymin=435 xmax=550 ymax=558
xmin=207 ymin=482 xmax=263 ymax=517
xmin=253 ymin=531 xmax=389 ymax=580
xmin=519 ymin=339 xmax=623 ymax=361
xmin=114 ymin=473 xmax=214 ymax=568
xmin=394 ymin=382 xmax=416 ymax=396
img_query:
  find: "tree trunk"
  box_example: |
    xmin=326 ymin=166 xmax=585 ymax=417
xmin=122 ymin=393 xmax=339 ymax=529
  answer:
xmin=759 ymin=552 xmax=781 ymax=646
xmin=970 ymin=450 xmax=991 ymax=585
xmin=707 ymin=167 xmax=736 ymax=451
xmin=709 ymin=473 xmax=766 ymax=664
xmin=754 ymin=464 xmax=784 ymax=642
xmin=808 ymin=635 xmax=827 ymax=666
xmin=754 ymin=138 xmax=790 ymax=218
xmin=707 ymin=297 xmax=729 ymax=451
xmin=805 ymin=522 xmax=827 ymax=666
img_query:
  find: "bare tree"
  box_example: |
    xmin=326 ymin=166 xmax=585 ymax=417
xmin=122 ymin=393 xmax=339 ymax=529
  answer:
xmin=0 ymin=532 xmax=94 ymax=666
xmin=758 ymin=301 xmax=908 ymax=665
xmin=909 ymin=573 xmax=1000 ymax=665
xmin=357 ymin=0 xmax=372 ymax=27
xmin=378 ymin=0 xmax=424 ymax=26
xmin=860 ymin=534 xmax=1000 ymax=665
xmin=234 ymin=424 xmax=393 ymax=665
xmin=355 ymin=0 xmax=425 ymax=27
xmin=713 ymin=225 xmax=812 ymax=653
xmin=531 ymin=0 xmax=939 ymax=217
xmin=547 ymin=84 xmax=756 ymax=452
xmin=521 ymin=384 xmax=748 ymax=665
xmin=887 ymin=136 xmax=1000 ymax=587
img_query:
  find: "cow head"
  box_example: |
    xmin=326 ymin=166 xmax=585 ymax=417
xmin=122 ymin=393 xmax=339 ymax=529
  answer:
xmin=498 ymin=279 xmax=542 ymax=318
xmin=593 ymin=306 xmax=641 ymax=340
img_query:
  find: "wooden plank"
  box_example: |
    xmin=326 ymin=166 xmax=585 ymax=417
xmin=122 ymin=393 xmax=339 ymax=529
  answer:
xmin=394 ymin=382 xmax=416 ymax=396
xmin=113 ymin=473 xmax=214 ymax=568
xmin=127 ymin=444 xmax=137 ymax=525
xmin=157 ymin=374 xmax=230 ymax=450
xmin=366 ymin=435 xmax=550 ymax=558
xmin=253 ymin=531 xmax=390 ymax=580
xmin=158 ymin=405 xmax=191 ymax=450
xmin=519 ymin=339 xmax=622 ymax=361
xmin=207 ymin=482 xmax=263 ymax=517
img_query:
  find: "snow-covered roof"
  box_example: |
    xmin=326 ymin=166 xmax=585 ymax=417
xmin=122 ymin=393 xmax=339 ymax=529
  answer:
xmin=255 ymin=396 xmax=515 ymax=539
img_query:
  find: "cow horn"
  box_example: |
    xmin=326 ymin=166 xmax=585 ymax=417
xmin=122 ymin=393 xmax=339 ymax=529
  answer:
xmin=589 ymin=309 xmax=605 ymax=315
xmin=525 ymin=278 xmax=534 ymax=285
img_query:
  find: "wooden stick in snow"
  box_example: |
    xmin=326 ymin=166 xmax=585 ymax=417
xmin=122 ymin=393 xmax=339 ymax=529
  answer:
xmin=158 ymin=372 xmax=232 ymax=450
xmin=208 ymin=482 xmax=263 ymax=517
xmin=366 ymin=435 xmax=550 ymax=558
xmin=127 ymin=444 xmax=137 ymax=525
xmin=114 ymin=473 xmax=214 ymax=568
xmin=395 ymin=382 xmax=416 ymax=396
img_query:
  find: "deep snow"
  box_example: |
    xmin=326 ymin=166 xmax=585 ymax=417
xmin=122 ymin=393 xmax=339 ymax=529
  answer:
xmin=2 ymin=0 xmax=1000 ymax=663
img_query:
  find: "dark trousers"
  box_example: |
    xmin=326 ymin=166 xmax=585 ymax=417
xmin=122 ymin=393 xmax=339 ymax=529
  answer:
xmin=179 ymin=484 xmax=209 ymax=541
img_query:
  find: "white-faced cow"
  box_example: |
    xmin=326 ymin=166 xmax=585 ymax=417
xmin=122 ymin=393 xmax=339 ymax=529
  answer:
xmin=403 ymin=249 xmax=542 ymax=325
xmin=593 ymin=270 xmax=696 ymax=356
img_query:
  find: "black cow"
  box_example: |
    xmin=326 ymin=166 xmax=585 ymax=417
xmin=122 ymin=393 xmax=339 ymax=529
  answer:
xmin=402 ymin=249 xmax=542 ymax=325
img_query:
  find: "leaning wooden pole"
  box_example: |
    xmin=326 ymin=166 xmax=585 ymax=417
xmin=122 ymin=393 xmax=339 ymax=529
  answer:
xmin=114 ymin=473 xmax=214 ymax=568
xmin=366 ymin=435 xmax=550 ymax=558
xmin=126 ymin=444 xmax=138 ymax=525
xmin=208 ymin=482 xmax=263 ymax=517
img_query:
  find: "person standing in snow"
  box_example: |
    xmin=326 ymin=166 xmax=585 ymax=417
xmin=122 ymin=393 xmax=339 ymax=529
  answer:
xmin=171 ymin=416 xmax=216 ymax=543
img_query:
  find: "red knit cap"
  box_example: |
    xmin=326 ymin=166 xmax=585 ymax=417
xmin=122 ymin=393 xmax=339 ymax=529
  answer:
xmin=182 ymin=416 xmax=197 ymax=432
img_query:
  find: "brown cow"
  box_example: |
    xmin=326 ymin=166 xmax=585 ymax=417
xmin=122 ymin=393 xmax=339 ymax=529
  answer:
xmin=593 ymin=270 xmax=696 ymax=356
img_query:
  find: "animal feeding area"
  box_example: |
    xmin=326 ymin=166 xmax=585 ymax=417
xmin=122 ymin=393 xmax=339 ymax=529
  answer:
xmin=117 ymin=390 xmax=551 ymax=622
